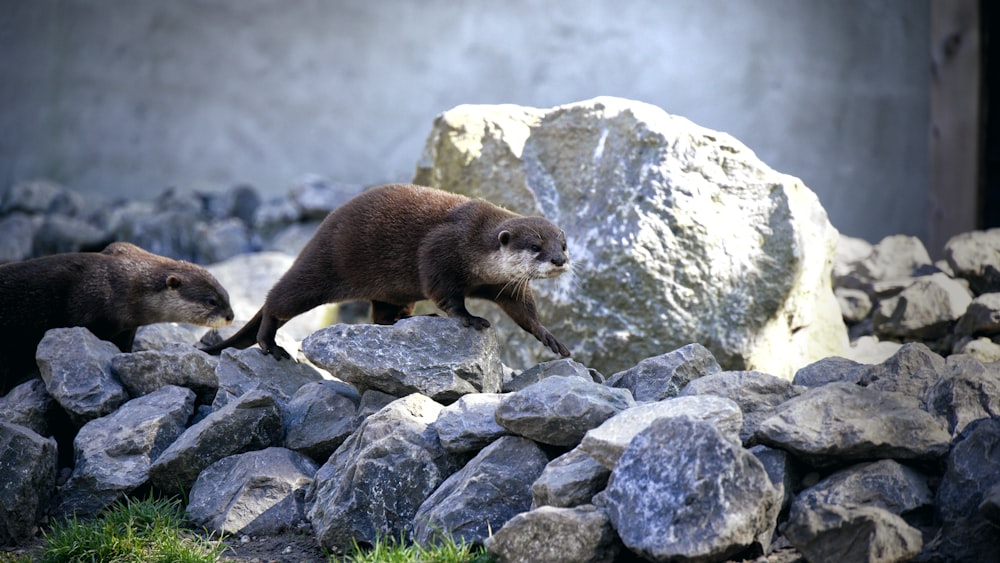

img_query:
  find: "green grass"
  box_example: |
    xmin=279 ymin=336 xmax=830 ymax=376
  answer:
xmin=37 ymin=494 xmax=225 ymax=563
xmin=337 ymin=534 xmax=493 ymax=563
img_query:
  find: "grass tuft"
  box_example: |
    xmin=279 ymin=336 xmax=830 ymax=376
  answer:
xmin=336 ymin=533 xmax=493 ymax=563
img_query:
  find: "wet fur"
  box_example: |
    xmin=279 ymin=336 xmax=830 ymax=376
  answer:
xmin=0 ymin=242 xmax=234 ymax=392
xmin=202 ymin=183 xmax=570 ymax=360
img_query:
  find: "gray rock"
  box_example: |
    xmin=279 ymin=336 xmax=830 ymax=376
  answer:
xmin=926 ymin=355 xmax=1000 ymax=436
xmin=531 ymin=447 xmax=610 ymax=509
xmin=952 ymin=336 xmax=1000 ymax=363
xmin=792 ymin=356 xmax=867 ymax=387
xmin=1 ymin=179 xmax=76 ymax=215
xmin=920 ymin=515 xmax=1000 ymax=563
xmin=414 ymin=96 xmax=846 ymax=378
xmin=206 ymin=252 xmax=331 ymax=343
xmin=835 ymin=287 xmax=872 ymax=324
xmin=0 ymin=379 xmax=53 ymax=437
xmin=433 ymin=393 xmax=508 ymax=453
xmin=0 ymin=421 xmax=57 ymax=545
xmin=936 ymin=417 xmax=1000 ymax=521
xmin=832 ymin=234 xmax=874 ymax=287
xmin=604 ymin=343 xmax=720 ymax=402
xmin=678 ymin=370 xmax=802 ymax=445
xmin=56 ymin=385 xmax=195 ymax=518
xmin=263 ymin=221 xmax=320 ymax=256
xmin=504 ymin=358 xmax=602 ymax=393
xmin=856 ymin=342 xmax=946 ymax=404
xmin=979 ymin=482 xmax=1000 ymax=526
xmin=32 ymin=215 xmax=108 ymax=256
xmin=0 ymin=213 xmax=38 ymax=263
xmin=253 ymin=197 xmax=302 ymax=240
xmin=288 ymin=175 xmax=358 ymax=220
xmin=749 ymin=445 xmax=797 ymax=514
xmin=783 ymin=500 xmax=922 ymax=563
xmin=308 ymin=394 xmax=461 ymax=551
xmin=955 ymin=292 xmax=1000 ymax=336
xmin=595 ymin=417 xmax=779 ymax=562
xmin=944 ymin=228 xmax=1000 ymax=295
xmin=186 ymin=447 xmax=318 ymax=535
xmin=284 ymin=380 xmax=361 ymax=462
xmin=213 ymin=347 xmax=325 ymax=408
xmin=110 ymin=345 xmax=219 ymax=403
xmin=354 ymin=389 xmax=397 ymax=423
xmin=873 ymin=273 xmax=973 ymax=341
xmin=792 ymin=459 xmax=932 ymax=519
xmin=302 ymin=317 xmax=503 ymax=402
xmin=853 ymin=234 xmax=933 ymax=286
xmin=195 ymin=218 xmax=252 ymax=264
xmin=413 ymin=436 xmax=548 ymax=546
xmin=580 ymin=395 xmax=742 ymax=469
xmin=755 ymin=382 xmax=951 ymax=466
xmin=484 ymin=505 xmax=620 ymax=563
xmin=133 ymin=322 xmax=210 ymax=351
xmin=148 ymin=389 xmax=282 ymax=494
xmin=844 ymin=335 xmax=902 ymax=365
xmin=495 ymin=376 xmax=635 ymax=447
xmin=36 ymin=327 xmax=129 ymax=425
xmin=205 ymin=183 xmax=261 ymax=225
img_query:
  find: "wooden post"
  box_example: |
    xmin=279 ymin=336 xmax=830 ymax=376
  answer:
xmin=929 ymin=0 xmax=981 ymax=257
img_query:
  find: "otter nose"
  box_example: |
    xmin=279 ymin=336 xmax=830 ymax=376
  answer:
xmin=551 ymin=254 xmax=567 ymax=267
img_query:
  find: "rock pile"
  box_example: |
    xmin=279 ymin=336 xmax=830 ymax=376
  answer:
xmin=2 ymin=305 xmax=999 ymax=561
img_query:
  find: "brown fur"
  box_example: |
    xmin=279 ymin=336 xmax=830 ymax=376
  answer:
xmin=0 ymin=242 xmax=234 ymax=392
xmin=202 ymin=183 xmax=571 ymax=360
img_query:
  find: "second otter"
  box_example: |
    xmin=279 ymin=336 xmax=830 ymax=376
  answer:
xmin=202 ymin=183 xmax=571 ymax=360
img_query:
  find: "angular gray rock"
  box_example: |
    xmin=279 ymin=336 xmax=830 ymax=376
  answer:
xmin=494 ymin=376 xmax=635 ymax=447
xmin=531 ymin=447 xmax=610 ymax=509
xmin=595 ymin=417 xmax=779 ymax=562
xmin=213 ymin=347 xmax=325 ymax=409
xmin=36 ymin=327 xmax=129 ymax=425
xmin=308 ymin=394 xmax=461 ymax=551
xmin=0 ymin=213 xmax=37 ymax=263
xmin=414 ymin=96 xmax=846 ymax=378
xmin=433 ymin=393 xmax=508 ymax=453
xmin=936 ymin=417 xmax=1000 ymax=521
xmin=413 ymin=436 xmax=548 ymax=546
xmin=952 ymin=336 xmax=1000 ymax=363
xmin=783 ymin=500 xmax=922 ymax=563
xmin=604 ymin=343 xmax=720 ymax=402
xmin=856 ymin=342 xmax=945 ymax=404
xmin=283 ymin=380 xmax=361 ymax=462
xmin=678 ymin=370 xmax=802 ymax=445
xmin=749 ymin=445 xmax=797 ymax=514
xmin=926 ymin=355 xmax=1000 ymax=436
xmin=580 ymin=395 xmax=743 ymax=469
xmin=133 ymin=322 xmax=209 ymax=352
xmin=755 ymin=382 xmax=951 ymax=466
xmin=56 ymin=385 xmax=196 ymax=518
xmin=194 ymin=217 xmax=252 ymax=264
xmin=148 ymin=389 xmax=282 ymax=494
xmin=955 ymin=292 xmax=1000 ymax=336
xmin=186 ymin=447 xmax=318 ymax=535
xmin=791 ymin=459 xmax=932 ymax=519
xmin=835 ymin=287 xmax=872 ymax=324
xmin=302 ymin=317 xmax=503 ymax=402
xmin=1 ymin=179 xmax=79 ymax=215
xmin=851 ymin=234 xmax=933 ymax=287
xmin=503 ymin=358 xmax=602 ymax=393
xmin=943 ymin=228 xmax=1000 ymax=295
xmin=0 ymin=421 xmax=57 ymax=545
xmin=110 ymin=345 xmax=218 ymax=403
xmin=792 ymin=356 xmax=867 ymax=388
xmin=0 ymin=379 xmax=53 ymax=437
xmin=484 ymin=505 xmax=620 ymax=563
xmin=873 ymin=273 xmax=973 ymax=341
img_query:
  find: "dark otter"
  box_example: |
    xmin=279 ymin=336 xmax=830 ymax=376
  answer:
xmin=201 ymin=183 xmax=571 ymax=360
xmin=0 ymin=242 xmax=234 ymax=391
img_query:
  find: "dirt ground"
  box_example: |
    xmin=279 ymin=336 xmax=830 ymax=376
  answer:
xmin=218 ymin=530 xmax=332 ymax=563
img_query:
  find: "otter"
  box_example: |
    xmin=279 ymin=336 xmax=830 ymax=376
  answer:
xmin=201 ymin=183 xmax=571 ymax=360
xmin=0 ymin=242 xmax=234 ymax=392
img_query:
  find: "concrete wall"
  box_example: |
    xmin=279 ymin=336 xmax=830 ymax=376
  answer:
xmin=0 ymin=0 xmax=930 ymax=243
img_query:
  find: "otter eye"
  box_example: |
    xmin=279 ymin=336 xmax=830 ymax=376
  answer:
xmin=531 ymin=244 xmax=542 ymax=253
xmin=207 ymin=298 xmax=219 ymax=308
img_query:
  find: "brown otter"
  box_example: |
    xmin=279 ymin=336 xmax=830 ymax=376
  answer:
xmin=0 ymin=242 xmax=234 ymax=391
xmin=201 ymin=183 xmax=571 ymax=360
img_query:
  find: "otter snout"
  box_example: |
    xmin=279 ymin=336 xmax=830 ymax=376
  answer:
xmin=550 ymin=253 xmax=567 ymax=268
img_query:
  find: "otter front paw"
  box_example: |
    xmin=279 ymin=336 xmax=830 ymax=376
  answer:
xmin=462 ymin=315 xmax=491 ymax=330
xmin=259 ymin=340 xmax=291 ymax=361
xmin=539 ymin=329 xmax=570 ymax=357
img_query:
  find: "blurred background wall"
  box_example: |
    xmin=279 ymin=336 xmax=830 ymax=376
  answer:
xmin=0 ymin=0 xmax=930 ymax=244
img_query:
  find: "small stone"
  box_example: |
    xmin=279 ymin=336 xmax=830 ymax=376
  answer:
xmin=873 ymin=273 xmax=973 ymax=340
xmin=433 ymin=393 xmax=508 ymax=453
xmin=532 ymin=447 xmax=610 ymax=509
xmin=944 ymin=228 xmax=1000 ymax=295
xmin=485 ymin=505 xmax=620 ymax=563
xmin=604 ymin=343 xmax=721 ymax=402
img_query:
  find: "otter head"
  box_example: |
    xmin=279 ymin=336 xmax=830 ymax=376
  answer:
xmin=495 ymin=217 xmax=570 ymax=281
xmin=145 ymin=266 xmax=235 ymax=329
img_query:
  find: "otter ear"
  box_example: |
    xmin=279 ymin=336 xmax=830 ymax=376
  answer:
xmin=166 ymin=275 xmax=183 ymax=290
xmin=498 ymin=231 xmax=511 ymax=246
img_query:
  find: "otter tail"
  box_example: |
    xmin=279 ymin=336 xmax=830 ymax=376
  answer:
xmin=199 ymin=309 xmax=263 ymax=355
